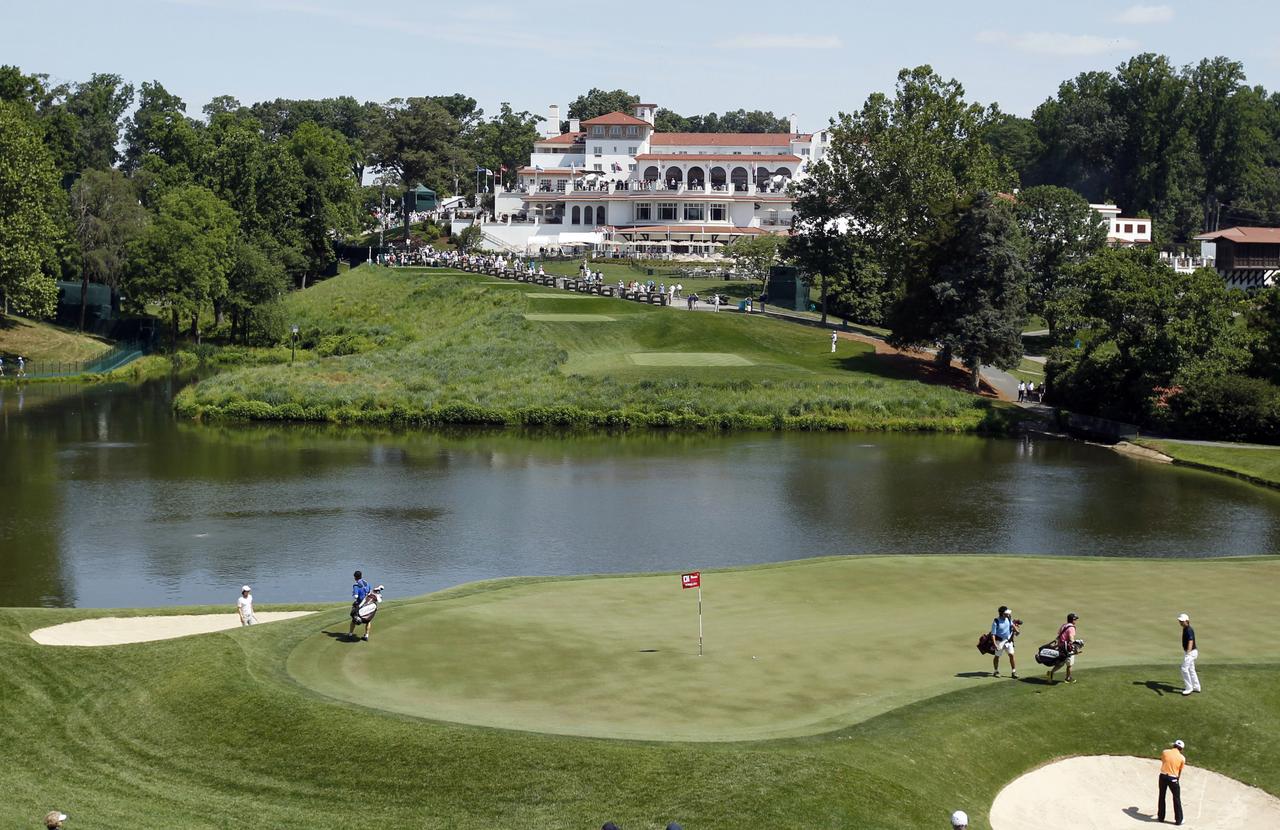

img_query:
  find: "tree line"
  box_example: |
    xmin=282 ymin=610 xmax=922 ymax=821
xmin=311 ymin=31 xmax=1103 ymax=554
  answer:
xmin=792 ymin=62 xmax=1280 ymax=440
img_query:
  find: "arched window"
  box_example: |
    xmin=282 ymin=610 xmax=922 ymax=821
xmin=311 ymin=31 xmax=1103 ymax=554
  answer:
xmin=596 ymin=205 xmax=607 ymax=225
xmin=643 ymin=165 xmax=660 ymax=181
xmin=571 ymin=205 xmax=581 ymax=224
xmin=730 ymin=167 xmax=748 ymax=191
xmin=710 ymin=167 xmax=727 ymax=189
xmin=686 ymin=166 xmax=705 ymax=189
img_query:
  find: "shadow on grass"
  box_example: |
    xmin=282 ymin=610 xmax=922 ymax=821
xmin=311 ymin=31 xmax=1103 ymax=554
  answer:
xmin=838 ymin=351 xmax=1003 ymax=399
xmin=954 ymin=671 xmax=994 ymax=679
xmin=1122 ymin=806 xmax=1160 ymax=822
xmin=322 ymin=630 xmax=360 ymax=643
xmin=1134 ymin=680 xmax=1180 ymax=696
xmin=1018 ymin=675 xmax=1058 ymax=686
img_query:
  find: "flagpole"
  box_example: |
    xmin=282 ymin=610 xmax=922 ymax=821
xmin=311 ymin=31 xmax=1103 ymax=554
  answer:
xmin=697 ymin=585 xmax=703 ymax=657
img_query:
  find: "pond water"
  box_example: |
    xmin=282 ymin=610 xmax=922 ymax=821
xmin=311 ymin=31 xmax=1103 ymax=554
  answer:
xmin=1 ymin=380 xmax=1278 ymax=608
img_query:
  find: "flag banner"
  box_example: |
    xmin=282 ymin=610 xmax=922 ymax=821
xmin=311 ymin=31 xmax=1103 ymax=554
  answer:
xmin=681 ymin=572 xmax=700 ymax=589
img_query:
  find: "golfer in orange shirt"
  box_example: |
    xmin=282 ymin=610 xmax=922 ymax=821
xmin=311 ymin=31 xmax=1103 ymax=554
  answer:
xmin=1158 ymin=739 xmax=1187 ymax=825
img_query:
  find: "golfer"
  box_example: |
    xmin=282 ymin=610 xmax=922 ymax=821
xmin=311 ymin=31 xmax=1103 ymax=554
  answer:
xmin=351 ymin=585 xmax=383 ymax=642
xmin=990 ymin=606 xmax=1019 ymax=678
xmin=1178 ymin=613 xmax=1200 ymax=696
xmin=236 ymin=585 xmax=256 ymax=625
xmin=1047 ymin=612 xmax=1079 ymax=684
xmin=1158 ymin=739 xmax=1187 ymax=825
xmin=347 ymin=570 xmax=371 ymax=638
xmin=950 ymin=810 xmax=968 ymax=828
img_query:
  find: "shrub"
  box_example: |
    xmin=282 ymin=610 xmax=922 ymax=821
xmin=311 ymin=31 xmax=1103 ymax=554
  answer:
xmin=1163 ymin=373 xmax=1280 ymax=443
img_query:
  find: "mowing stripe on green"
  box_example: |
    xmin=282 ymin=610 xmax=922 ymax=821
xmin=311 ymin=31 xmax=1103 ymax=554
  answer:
xmin=629 ymin=352 xmax=755 ymax=367
xmin=523 ymin=314 xmax=617 ymax=322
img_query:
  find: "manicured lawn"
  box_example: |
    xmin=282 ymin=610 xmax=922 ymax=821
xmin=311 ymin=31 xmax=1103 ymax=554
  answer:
xmin=4 ymin=556 xmax=1279 ymax=829
xmin=1136 ymin=438 xmax=1280 ymax=488
xmin=0 ymin=314 xmax=113 ymax=363
xmin=175 ymin=266 xmax=995 ymax=432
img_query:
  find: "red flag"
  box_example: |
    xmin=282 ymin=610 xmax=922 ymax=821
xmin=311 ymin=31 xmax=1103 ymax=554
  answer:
xmin=681 ymin=572 xmax=700 ymax=589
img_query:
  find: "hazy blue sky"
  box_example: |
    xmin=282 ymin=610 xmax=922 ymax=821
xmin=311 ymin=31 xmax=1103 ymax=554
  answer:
xmin=5 ymin=1 xmax=1279 ymax=131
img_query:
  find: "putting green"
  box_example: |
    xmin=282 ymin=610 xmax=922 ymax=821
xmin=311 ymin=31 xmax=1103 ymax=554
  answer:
xmin=523 ymin=314 xmax=616 ymax=322
xmin=628 ymin=352 xmax=754 ymax=367
xmin=286 ymin=556 xmax=1280 ymax=742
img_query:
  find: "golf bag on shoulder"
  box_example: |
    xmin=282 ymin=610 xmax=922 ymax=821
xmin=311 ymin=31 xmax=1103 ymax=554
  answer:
xmin=1034 ymin=639 xmax=1084 ymax=668
xmin=352 ymin=594 xmax=380 ymax=625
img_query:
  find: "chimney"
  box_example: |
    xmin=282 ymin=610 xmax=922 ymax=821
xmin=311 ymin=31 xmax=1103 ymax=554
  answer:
xmin=547 ymin=104 xmax=561 ymax=136
xmin=788 ymin=113 xmax=798 ymax=135
xmin=569 ymin=118 xmax=580 ymax=133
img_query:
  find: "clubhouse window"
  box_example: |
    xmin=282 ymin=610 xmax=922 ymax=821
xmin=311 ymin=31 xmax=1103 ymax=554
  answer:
xmin=684 ymin=203 xmax=705 ymax=221
xmin=635 ymin=203 xmax=652 ymax=221
xmin=592 ymin=126 xmax=604 ymax=136
xmin=658 ymin=202 xmax=678 ymax=221
xmin=626 ymin=125 xmax=638 ymax=136
xmin=709 ymin=203 xmax=727 ymax=222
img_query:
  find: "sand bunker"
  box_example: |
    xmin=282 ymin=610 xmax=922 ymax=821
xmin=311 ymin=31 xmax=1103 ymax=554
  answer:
xmin=30 ymin=612 xmax=315 ymax=646
xmin=990 ymin=755 xmax=1280 ymax=829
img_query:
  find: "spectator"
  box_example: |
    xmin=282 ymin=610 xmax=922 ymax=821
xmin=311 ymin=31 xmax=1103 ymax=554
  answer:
xmin=237 ymin=585 xmax=256 ymax=626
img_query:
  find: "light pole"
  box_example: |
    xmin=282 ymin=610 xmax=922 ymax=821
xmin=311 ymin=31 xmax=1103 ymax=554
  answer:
xmin=290 ymin=324 xmax=299 ymax=364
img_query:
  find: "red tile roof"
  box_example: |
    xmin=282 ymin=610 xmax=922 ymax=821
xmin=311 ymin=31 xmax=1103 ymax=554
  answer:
xmin=1193 ymin=226 xmax=1280 ymax=244
xmin=536 ymin=132 xmax=584 ymax=145
xmin=581 ymin=111 xmax=652 ymax=127
xmin=635 ymin=153 xmax=800 ymax=163
xmin=650 ymin=133 xmax=795 ymax=146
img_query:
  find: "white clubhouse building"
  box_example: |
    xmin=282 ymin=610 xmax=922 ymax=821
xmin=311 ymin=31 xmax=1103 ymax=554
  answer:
xmin=481 ymin=102 xmax=829 ymax=255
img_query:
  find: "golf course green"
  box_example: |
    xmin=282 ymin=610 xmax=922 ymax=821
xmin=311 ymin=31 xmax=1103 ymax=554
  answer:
xmin=175 ymin=266 xmax=1000 ymax=432
xmin=7 ymin=556 xmax=1280 ymax=828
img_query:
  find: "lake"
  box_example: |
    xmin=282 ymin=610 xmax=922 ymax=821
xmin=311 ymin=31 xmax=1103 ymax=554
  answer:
xmin=2 ymin=379 xmax=1277 ymax=608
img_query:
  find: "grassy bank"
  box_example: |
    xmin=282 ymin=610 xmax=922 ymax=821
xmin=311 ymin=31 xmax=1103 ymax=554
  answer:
xmin=4 ymin=556 xmax=1278 ymax=828
xmin=1135 ymin=437 xmax=1280 ymax=489
xmin=175 ymin=266 xmax=1001 ymax=432
xmin=0 ymin=314 xmax=113 ymax=363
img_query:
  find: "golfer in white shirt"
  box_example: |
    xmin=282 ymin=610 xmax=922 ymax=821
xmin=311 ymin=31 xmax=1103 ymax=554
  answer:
xmin=237 ymin=585 xmax=257 ymax=625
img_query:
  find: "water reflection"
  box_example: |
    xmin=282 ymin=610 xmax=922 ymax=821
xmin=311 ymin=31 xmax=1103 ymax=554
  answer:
xmin=1 ymin=381 xmax=1278 ymax=608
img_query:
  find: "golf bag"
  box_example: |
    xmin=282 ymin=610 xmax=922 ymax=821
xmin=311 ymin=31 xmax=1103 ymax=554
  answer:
xmin=352 ymin=594 xmax=380 ymax=625
xmin=977 ymin=632 xmax=995 ymax=655
xmin=1034 ymin=639 xmax=1084 ymax=668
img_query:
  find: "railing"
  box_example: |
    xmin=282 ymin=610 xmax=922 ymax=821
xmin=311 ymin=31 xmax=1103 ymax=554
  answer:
xmin=6 ymin=342 xmax=145 ymax=380
xmin=1232 ymin=257 xmax=1280 ymax=269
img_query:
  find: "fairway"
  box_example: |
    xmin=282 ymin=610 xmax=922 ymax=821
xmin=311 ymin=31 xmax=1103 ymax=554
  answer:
xmin=286 ymin=556 xmax=1280 ymax=741
xmin=523 ymin=313 xmax=616 ymax=322
xmin=628 ymin=351 xmax=755 ymax=367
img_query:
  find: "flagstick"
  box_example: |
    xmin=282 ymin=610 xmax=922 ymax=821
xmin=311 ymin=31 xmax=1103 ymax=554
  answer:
xmin=697 ymin=585 xmax=703 ymax=657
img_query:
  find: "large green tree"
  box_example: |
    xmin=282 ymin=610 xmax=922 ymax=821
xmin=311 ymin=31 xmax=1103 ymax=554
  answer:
xmin=0 ymin=100 xmax=63 ymax=319
xmin=793 ymin=65 xmax=1011 ymax=307
xmin=785 ymin=223 xmax=884 ymax=325
xmin=62 ymin=73 xmax=133 ymax=172
xmin=472 ymin=103 xmax=542 ymax=190
xmin=368 ymin=96 xmax=476 ymax=197
xmin=1014 ymin=185 xmax=1108 ymax=340
xmin=124 ymin=82 xmax=208 ymax=202
xmin=566 ymin=89 xmax=639 ymax=123
xmin=69 ymin=169 xmax=148 ymax=329
xmin=285 ymin=121 xmax=360 ymax=286
xmin=128 ymin=185 xmax=238 ymax=343
xmin=888 ymin=192 xmax=1028 ymax=390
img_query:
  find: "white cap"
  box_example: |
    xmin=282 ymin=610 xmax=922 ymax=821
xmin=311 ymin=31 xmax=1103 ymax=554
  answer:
xmin=1174 ymin=739 xmax=1185 ymax=749
xmin=1003 ymin=608 xmax=1012 ymax=617
xmin=951 ymin=810 xmax=968 ymax=827
xmin=1177 ymin=613 xmax=1190 ymax=622
xmin=241 ymin=585 xmax=251 ymax=592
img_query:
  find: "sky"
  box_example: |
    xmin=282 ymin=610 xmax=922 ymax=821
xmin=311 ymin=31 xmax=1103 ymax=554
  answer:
xmin=5 ymin=1 xmax=1280 ymax=131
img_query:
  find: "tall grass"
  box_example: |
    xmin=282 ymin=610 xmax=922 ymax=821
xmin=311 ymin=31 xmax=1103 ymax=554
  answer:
xmin=175 ymin=267 xmax=995 ymax=432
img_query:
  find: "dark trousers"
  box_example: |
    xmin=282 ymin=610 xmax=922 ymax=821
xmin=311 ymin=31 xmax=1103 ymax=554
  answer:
xmin=1158 ymin=773 xmax=1183 ymax=824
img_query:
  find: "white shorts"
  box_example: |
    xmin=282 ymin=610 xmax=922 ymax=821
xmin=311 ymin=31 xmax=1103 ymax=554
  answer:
xmin=241 ymin=614 xmax=256 ymax=626
xmin=993 ymin=638 xmax=1015 ymax=656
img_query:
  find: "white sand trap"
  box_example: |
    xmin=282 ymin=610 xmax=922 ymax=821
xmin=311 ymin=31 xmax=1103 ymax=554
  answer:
xmin=990 ymin=755 xmax=1280 ymax=829
xmin=523 ymin=313 xmax=616 ymax=322
xmin=629 ymin=352 xmax=754 ymax=367
xmin=30 ymin=612 xmax=315 ymax=647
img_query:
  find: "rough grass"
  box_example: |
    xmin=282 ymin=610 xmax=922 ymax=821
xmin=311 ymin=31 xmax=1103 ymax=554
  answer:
xmin=1136 ymin=438 xmax=1280 ymax=488
xmin=175 ymin=266 xmax=996 ymax=432
xmin=3 ymin=557 xmax=1279 ymax=829
xmin=0 ymin=314 xmax=113 ymax=362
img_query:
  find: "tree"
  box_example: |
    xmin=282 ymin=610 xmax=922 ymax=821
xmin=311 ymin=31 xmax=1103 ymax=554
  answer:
xmin=123 ymin=81 xmax=207 ymax=195
xmin=566 ymin=89 xmax=639 ymax=124
xmin=1027 ymin=71 xmax=1124 ymax=201
xmin=128 ymin=185 xmax=238 ymax=344
xmin=1014 ymin=185 xmax=1107 ymax=341
xmin=472 ymin=103 xmax=542 ymax=190
xmin=63 ymin=73 xmax=133 ymax=171
xmin=248 ymin=96 xmax=381 ymax=181
xmin=368 ymin=96 xmax=476 ymax=197
xmin=1245 ymin=287 xmax=1280 ymax=385
xmin=69 ymin=169 xmax=148 ymax=330
xmin=981 ymin=111 xmax=1042 ymax=185
xmin=888 ymin=192 xmax=1028 ymax=390
xmin=726 ymin=234 xmax=785 ymax=292
xmin=0 ymin=101 xmax=62 ymax=319
xmin=453 ymin=224 xmax=482 ymax=252
xmin=286 ymin=121 xmax=360 ymax=286
xmin=224 ymin=236 xmax=288 ymax=344
xmin=793 ymin=65 xmax=1012 ymax=307
xmin=785 ymin=223 xmax=884 ymax=325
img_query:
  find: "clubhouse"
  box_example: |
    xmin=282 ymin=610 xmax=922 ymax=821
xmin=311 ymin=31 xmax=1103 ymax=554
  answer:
xmin=482 ymin=102 xmax=829 ymax=256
